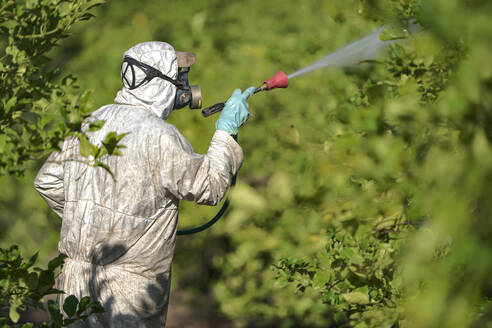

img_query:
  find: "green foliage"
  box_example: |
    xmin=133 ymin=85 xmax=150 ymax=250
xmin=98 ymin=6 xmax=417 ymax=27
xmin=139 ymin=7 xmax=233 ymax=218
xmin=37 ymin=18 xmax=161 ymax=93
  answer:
xmin=74 ymin=130 xmax=128 ymax=178
xmin=1 ymin=0 xmax=492 ymax=327
xmin=272 ymin=230 xmax=403 ymax=327
xmin=262 ymin=0 xmax=491 ymax=326
xmin=0 ymin=246 xmax=104 ymax=327
xmin=0 ymin=0 xmax=123 ymax=325
xmin=0 ymin=0 xmax=126 ymax=176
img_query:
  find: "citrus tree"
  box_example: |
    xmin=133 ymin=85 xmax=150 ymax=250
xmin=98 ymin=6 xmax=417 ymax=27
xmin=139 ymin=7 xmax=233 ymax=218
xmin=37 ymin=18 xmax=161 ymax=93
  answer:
xmin=2 ymin=0 xmax=492 ymax=327
xmin=0 ymin=0 xmax=125 ymax=176
xmin=0 ymin=0 xmax=117 ymax=325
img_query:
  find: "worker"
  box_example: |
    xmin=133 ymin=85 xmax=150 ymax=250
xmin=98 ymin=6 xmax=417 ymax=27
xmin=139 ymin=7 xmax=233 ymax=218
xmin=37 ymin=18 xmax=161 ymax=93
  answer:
xmin=34 ymin=41 xmax=254 ymax=327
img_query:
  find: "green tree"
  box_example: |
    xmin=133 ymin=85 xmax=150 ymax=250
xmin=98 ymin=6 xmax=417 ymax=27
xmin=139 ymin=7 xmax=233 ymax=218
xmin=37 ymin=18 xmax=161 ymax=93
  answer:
xmin=0 ymin=0 xmax=125 ymax=176
xmin=3 ymin=0 xmax=492 ymax=327
xmin=270 ymin=1 xmax=492 ymax=327
xmin=0 ymin=0 xmax=123 ymax=325
xmin=0 ymin=246 xmax=104 ymax=327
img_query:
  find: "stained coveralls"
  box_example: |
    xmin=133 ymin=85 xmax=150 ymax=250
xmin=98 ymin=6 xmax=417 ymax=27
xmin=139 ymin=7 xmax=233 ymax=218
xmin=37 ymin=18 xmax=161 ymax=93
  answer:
xmin=34 ymin=42 xmax=243 ymax=327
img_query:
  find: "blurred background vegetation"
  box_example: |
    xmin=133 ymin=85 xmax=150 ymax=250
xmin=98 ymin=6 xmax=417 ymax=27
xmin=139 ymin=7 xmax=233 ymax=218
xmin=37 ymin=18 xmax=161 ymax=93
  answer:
xmin=2 ymin=0 xmax=492 ymax=327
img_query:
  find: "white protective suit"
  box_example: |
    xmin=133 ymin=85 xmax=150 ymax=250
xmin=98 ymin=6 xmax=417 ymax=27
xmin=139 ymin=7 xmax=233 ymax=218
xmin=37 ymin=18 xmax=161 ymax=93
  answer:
xmin=34 ymin=42 xmax=243 ymax=327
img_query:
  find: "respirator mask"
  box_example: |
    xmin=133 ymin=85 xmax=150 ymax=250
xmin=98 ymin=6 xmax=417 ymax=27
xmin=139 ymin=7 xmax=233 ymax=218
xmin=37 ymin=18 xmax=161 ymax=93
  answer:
xmin=121 ymin=54 xmax=202 ymax=110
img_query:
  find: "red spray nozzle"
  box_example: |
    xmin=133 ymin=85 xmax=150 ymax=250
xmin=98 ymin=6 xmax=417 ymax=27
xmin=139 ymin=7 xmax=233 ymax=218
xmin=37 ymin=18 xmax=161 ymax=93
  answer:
xmin=203 ymin=70 xmax=289 ymax=117
xmin=264 ymin=70 xmax=289 ymax=90
xmin=254 ymin=70 xmax=289 ymax=94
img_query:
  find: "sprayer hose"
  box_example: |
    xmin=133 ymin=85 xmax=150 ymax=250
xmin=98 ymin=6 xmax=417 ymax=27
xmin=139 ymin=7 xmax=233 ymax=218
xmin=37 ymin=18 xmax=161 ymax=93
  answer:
xmin=176 ymin=175 xmax=235 ymax=235
xmin=176 ymin=135 xmax=238 ymax=236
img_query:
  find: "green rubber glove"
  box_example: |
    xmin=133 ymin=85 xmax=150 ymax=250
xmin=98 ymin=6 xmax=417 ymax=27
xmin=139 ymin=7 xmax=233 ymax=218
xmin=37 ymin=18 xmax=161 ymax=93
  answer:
xmin=216 ymin=87 xmax=255 ymax=135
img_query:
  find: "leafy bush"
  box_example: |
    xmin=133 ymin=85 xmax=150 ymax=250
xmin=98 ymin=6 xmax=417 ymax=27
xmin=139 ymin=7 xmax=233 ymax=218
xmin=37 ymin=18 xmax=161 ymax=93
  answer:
xmin=0 ymin=1 xmax=123 ymax=326
xmin=2 ymin=0 xmax=492 ymax=327
xmin=0 ymin=0 xmax=129 ymax=267
xmin=0 ymin=246 xmax=104 ymax=327
xmin=0 ymin=0 xmax=125 ymax=176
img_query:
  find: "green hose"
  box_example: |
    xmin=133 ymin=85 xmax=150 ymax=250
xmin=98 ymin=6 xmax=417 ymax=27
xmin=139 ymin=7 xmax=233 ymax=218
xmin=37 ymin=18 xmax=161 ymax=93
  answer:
xmin=176 ymin=135 xmax=238 ymax=236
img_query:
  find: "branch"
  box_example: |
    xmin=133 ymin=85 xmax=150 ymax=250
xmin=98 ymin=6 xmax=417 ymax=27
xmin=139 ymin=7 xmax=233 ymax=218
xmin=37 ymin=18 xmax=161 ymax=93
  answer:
xmin=375 ymin=222 xmax=421 ymax=236
xmin=0 ymin=1 xmax=15 ymax=17
xmin=17 ymin=25 xmax=66 ymax=40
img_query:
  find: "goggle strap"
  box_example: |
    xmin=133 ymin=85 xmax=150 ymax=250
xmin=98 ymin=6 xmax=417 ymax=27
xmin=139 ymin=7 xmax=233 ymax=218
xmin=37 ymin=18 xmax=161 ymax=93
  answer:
xmin=122 ymin=60 xmax=135 ymax=89
xmin=122 ymin=56 xmax=183 ymax=90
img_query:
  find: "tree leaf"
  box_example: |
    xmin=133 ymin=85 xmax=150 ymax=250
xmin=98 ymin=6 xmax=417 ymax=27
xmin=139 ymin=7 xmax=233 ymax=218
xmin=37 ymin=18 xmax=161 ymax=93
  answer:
xmin=94 ymin=161 xmax=114 ymax=179
xmin=342 ymin=291 xmax=370 ymax=304
xmin=26 ymin=252 xmax=39 ymax=268
xmin=38 ymin=270 xmax=55 ymax=290
xmin=77 ymin=296 xmax=91 ymax=316
xmin=89 ymin=301 xmax=105 ymax=314
xmin=102 ymin=132 xmax=128 ymax=156
xmin=9 ymin=305 xmax=20 ymax=323
xmin=63 ymin=295 xmax=79 ymax=318
xmin=77 ymin=133 xmax=98 ymax=158
xmin=23 ymin=272 xmax=39 ymax=289
xmin=5 ymin=96 xmax=17 ymax=114
xmin=48 ymin=253 xmax=67 ymax=271
xmin=88 ymin=120 xmax=105 ymax=132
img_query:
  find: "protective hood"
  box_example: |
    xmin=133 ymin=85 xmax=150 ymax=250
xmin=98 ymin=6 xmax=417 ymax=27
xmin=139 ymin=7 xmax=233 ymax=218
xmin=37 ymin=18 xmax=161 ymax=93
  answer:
xmin=114 ymin=41 xmax=178 ymax=120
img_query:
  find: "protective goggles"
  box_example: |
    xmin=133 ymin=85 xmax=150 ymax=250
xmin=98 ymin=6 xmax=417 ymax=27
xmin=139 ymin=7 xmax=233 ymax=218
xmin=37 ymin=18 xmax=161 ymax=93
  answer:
xmin=122 ymin=56 xmax=182 ymax=90
xmin=121 ymin=55 xmax=202 ymax=109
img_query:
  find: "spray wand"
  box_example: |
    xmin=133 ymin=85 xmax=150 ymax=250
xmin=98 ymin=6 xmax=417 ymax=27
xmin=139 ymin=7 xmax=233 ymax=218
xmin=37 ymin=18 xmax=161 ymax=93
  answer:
xmin=176 ymin=70 xmax=289 ymax=235
xmin=201 ymin=70 xmax=289 ymax=117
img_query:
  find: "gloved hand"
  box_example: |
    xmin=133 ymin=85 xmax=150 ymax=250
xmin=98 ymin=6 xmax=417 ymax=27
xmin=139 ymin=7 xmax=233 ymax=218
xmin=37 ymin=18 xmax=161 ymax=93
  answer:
xmin=216 ymin=86 xmax=255 ymax=135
